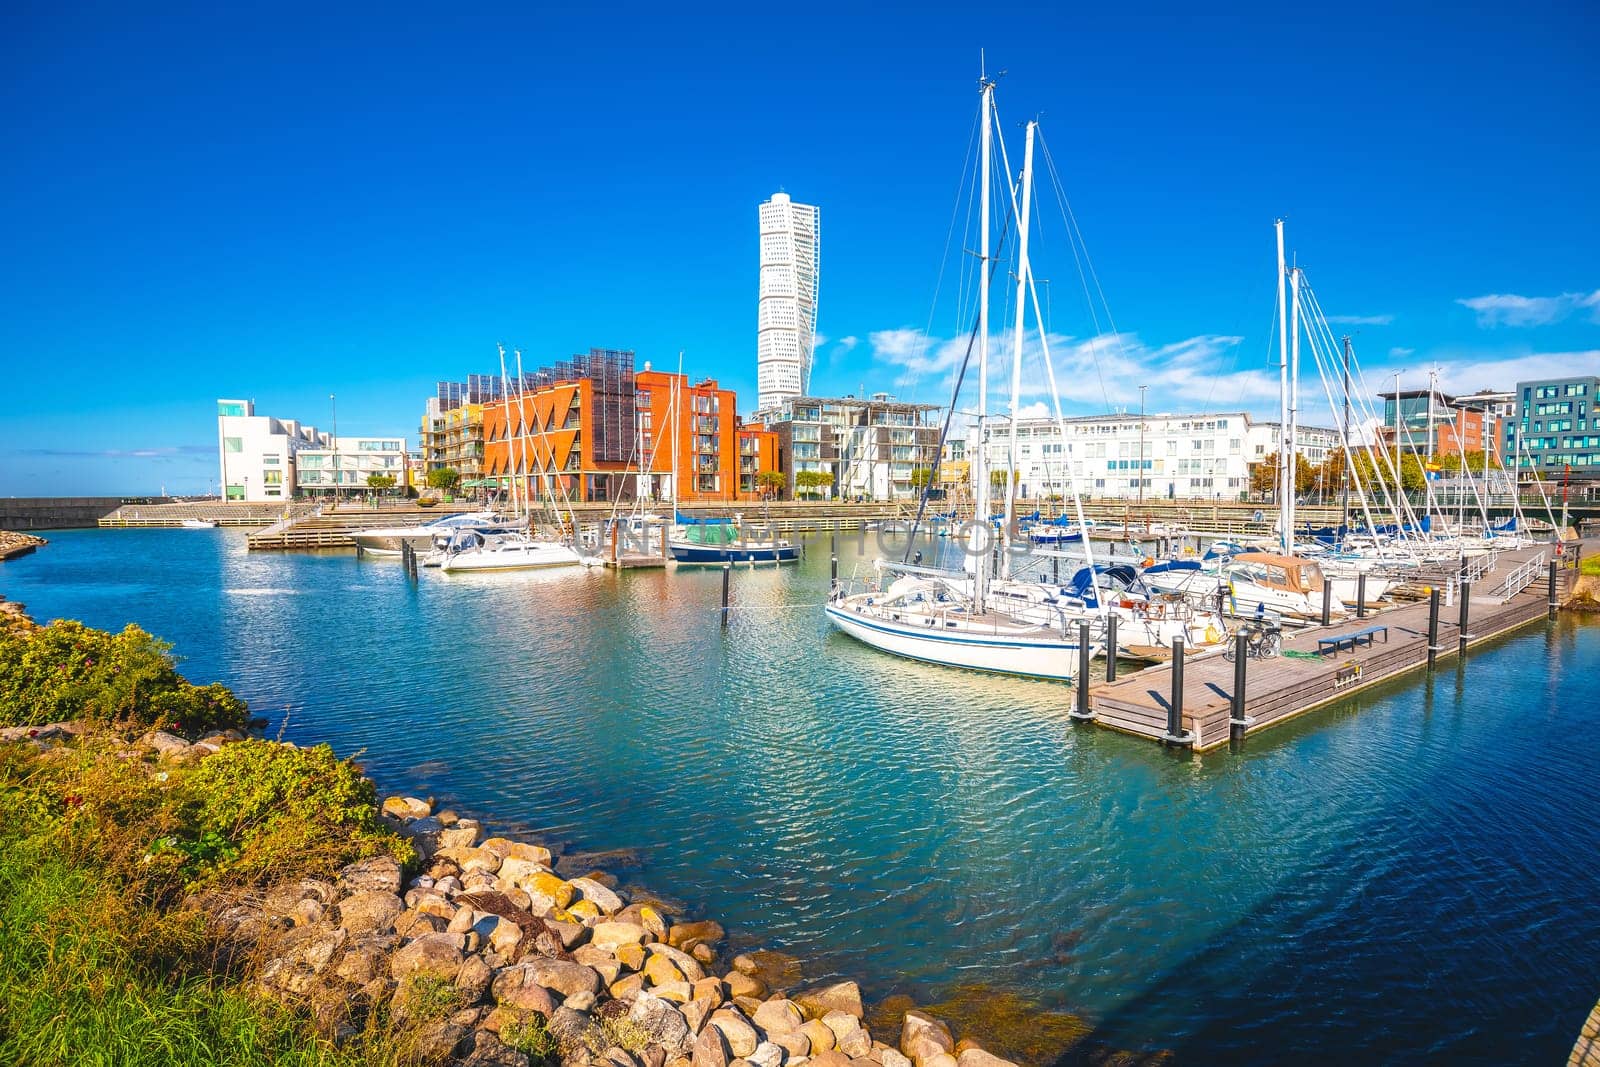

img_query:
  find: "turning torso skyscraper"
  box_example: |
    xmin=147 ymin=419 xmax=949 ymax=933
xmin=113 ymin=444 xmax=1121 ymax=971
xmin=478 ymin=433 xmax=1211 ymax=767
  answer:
xmin=756 ymin=192 xmax=819 ymax=415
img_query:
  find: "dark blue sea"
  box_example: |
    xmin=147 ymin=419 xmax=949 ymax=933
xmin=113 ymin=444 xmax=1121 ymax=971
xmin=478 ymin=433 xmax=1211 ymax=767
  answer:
xmin=4 ymin=527 xmax=1597 ymax=1064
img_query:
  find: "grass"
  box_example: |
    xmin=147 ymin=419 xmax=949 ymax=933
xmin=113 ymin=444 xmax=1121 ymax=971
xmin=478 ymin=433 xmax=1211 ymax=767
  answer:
xmin=1580 ymin=553 xmax=1599 ymax=578
xmin=0 ymin=838 xmax=369 ymax=1067
xmin=0 ymin=620 xmax=425 ymax=1062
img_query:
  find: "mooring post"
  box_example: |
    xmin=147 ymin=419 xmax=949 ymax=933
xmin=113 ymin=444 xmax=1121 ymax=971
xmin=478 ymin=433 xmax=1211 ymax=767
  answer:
xmin=1356 ymin=572 xmax=1367 ymax=619
xmin=1458 ymin=580 xmax=1472 ymax=656
xmin=1321 ymin=583 xmax=1332 ymax=626
xmin=1427 ymin=586 xmax=1441 ymax=668
xmin=721 ymin=563 xmax=731 ymax=629
xmin=1071 ymin=620 xmax=1094 ymax=720
xmin=1548 ymin=561 xmax=1558 ymax=619
xmin=1105 ymin=614 xmax=1119 ymax=682
xmin=1230 ymin=632 xmax=1250 ymax=741
xmin=1165 ymin=636 xmax=1188 ymax=745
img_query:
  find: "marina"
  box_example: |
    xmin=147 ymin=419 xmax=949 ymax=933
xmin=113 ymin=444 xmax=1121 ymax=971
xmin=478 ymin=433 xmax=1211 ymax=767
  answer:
xmin=3 ymin=526 xmax=1598 ymax=1063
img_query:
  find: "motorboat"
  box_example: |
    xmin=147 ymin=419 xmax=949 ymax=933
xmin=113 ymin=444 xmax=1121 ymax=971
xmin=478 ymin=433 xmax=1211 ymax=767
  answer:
xmin=179 ymin=518 xmax=217 ymax=529
xmin=352 ymin=511 xmax=520 ymax=557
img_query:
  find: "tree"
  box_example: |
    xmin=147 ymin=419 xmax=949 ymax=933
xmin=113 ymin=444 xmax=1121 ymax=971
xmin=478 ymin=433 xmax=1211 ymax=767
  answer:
xmin=910 ymin=466 xmax=935 ymax=491
xmin=988 ymin=469 xmax=1016 ymax=491
xmin=425 ymin=468 xmax=460 ymax=491
xmin=755 ymin=470 xmax=785 ymax=498
xmin=794 ymin=471 xmax=833 ymax=500
xmin=366 ymin=473 xmax=396 ymax=492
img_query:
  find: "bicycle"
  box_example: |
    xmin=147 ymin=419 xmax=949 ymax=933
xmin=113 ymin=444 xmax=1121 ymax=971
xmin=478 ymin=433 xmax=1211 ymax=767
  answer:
xmin=1223 ymin=620 xmax=1282 ymax=661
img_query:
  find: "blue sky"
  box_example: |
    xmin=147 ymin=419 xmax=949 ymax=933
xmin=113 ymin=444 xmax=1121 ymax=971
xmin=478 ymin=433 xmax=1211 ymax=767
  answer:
xmin=2 ymin=3 xmax=1596 ymax=495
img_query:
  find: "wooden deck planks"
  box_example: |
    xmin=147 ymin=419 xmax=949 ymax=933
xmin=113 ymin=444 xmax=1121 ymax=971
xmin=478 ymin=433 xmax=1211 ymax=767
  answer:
xmin=1088 ymin=544 xmax=1572 ymax=749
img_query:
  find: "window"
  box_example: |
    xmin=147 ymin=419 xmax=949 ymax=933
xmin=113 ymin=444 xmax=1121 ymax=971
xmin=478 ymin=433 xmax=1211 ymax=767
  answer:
xmin=217 ymin=401 xmax=247 ymax=417
xmin=263 ymin=470 xmax=283 ymax=485
xmin=262 ymin=455 xmax=280 ymax=466
xmin=224 ymin=437 xmax=243 ymax=453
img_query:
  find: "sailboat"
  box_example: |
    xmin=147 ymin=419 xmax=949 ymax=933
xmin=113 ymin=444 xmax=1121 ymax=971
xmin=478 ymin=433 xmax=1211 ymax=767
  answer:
xmin=440 ymin=347 xmax=591 ymax=574
xmin=660 ymin=368 xmax=798 ymax=564
xmin=827 ymin=76 xmax=1103 ymax=680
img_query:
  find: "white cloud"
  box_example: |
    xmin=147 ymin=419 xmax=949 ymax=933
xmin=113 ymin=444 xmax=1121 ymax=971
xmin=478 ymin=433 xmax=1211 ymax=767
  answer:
xmin=1326 ymin=314 xmax=1395 ymax=326
xmin=1424 ymin=350 xmax=1600 ymax=396
xmin=1456 ymin=290 xmax=1600 ymax=327
xmin=1389 ymin=347 xmax=1415 ymax=358
xmin=865 ymin=326 xmax=1272 ymax=418
xmin=835 ymin=335 xmax=859 ymax=353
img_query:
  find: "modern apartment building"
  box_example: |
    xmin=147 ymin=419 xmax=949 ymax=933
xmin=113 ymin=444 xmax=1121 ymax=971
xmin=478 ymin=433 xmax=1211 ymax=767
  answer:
xmin=979 ymin=412 xmax=1340 ymax=501
xmin=756 ymin=192 xmax=820 ymax=415
xmin=1376 ymin=387 xmax=1492 ymax=457
xmin=419 ymin=401 xmax=488 ymax=481
xmin=295 ymin=437 xmax=408 ymax=497
xmin=762 ymin=393 xmax=941 ymax=500
xmin=1507 ymin=374 xmax=1600 ymax=483
xmin=216 ymin=399 xmax=330 ymax=502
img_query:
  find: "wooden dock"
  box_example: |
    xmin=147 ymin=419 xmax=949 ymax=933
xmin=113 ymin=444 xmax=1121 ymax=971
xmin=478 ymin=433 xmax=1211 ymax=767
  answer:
xmin=1087 ymin=542 xmax=1579 ymax=750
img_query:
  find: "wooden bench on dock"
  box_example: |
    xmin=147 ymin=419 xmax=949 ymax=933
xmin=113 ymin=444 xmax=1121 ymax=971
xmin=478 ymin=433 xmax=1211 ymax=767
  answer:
xmin=1316 ymin=625 xmax=1389 ymax=656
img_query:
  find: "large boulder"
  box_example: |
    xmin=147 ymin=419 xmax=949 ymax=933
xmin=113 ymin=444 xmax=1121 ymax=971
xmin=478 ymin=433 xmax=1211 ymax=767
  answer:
xmin=692 ymin=1024 xmax=731 ymax=1067
xmin=480 ymin=838 xmax=553 ymax=866
xmin=338 ymin=856 xmax=404 ymax=895
xmin=593 ymin=921 xmax=649 ymax=951
xmin=751 ymin=998 xmax=804 ymax=1035
xmin=630 ymin=992 xmax=691 ymax=1048
xmin=390 ymin=932 xmax=465 ymax=983
xmin=955 ymin=1049 xmax=1018 ymax=1067
xmin=338 ymin=890 xmax=404 ymax=936
xmin=647 ymin=943 xmax=706 ymax=983
xmin=901 ymin=1011 xmax=954 ymax=1067
xmin=794 ymin=980 xmax=863 ymax=1022
xmin=523 ymin=958 xmax=601 ymax=999
xmin=570 ymin=876 xmax=624 ymax=915
xmin=489 ymin=963 xmax=559 ymax=1015
xmin=708 ymin=1008 xmax=759 ymax=1058
xmin=382 ymin=796 xmax=433 ymax=820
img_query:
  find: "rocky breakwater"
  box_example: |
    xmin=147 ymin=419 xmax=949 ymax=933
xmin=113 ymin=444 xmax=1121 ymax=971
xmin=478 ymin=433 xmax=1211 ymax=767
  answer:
xmin=0 ymin=530 xmax=47 ymax=561
xmin=235 ymin=795 xmax=1027 ymax=1067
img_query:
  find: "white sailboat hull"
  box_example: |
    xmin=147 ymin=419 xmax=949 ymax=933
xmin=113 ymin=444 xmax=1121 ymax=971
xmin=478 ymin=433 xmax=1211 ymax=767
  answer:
xmin=824 ymin=600 xmax=1093 ymax=680
xmin=440 ymin=542 xmax=583 ymax=572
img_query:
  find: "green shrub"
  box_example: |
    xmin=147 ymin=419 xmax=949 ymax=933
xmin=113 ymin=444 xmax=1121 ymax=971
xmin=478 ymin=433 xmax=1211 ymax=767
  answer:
xmin=502 ymin=1017 xmax=558 ymax=1063
xmin=0 ymin=620 xmax=249 ymax=735
xmin=176 ymin=740 xmax=415 ymax=886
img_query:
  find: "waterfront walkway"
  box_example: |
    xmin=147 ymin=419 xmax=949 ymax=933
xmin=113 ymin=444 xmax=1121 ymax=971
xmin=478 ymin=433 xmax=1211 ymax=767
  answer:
xmin=1575 ymin=996 xmax=1600 ymax=1066
xmin=1088 ymin=542 xmax=1579 ymax=750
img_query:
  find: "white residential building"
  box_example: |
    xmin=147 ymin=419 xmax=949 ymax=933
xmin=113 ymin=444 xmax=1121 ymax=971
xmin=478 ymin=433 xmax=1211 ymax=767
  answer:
xmin=216 ymin=399 xmax=330 ymax=502
xmin=296 ymin=437 xmax=408 ymax=497
xmin=755 ymin=192 xmax=820 ymax=415
xmin=979 ymin=411 xmax=1341 ymax=501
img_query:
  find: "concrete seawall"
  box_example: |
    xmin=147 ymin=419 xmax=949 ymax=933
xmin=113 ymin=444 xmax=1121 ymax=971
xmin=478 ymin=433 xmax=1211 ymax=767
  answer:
xmin=0 ymin=497 xmax=168 ymax=531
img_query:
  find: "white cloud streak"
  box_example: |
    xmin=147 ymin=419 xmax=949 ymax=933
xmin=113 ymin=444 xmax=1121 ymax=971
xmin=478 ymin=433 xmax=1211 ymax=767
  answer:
xmin=1456 ymin=290 xmax=1600 ymax=327
xmin=1326 ymin=314 xmax=1395 ymax=326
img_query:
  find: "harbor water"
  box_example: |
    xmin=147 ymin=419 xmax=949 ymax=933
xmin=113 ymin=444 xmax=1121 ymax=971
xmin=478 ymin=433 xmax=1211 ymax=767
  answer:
xmin=4 ymin=527 xmax=1598 ymax=1064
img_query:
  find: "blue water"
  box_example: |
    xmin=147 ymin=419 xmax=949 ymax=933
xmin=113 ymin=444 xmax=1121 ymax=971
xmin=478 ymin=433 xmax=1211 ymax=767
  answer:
xmin=4 ymin=527 xmax=1598 ymax=1064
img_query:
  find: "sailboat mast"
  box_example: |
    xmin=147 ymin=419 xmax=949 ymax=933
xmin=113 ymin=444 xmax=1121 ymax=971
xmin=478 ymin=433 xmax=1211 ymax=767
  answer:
xmin=497 ymin=345 xmax=520 ymax=520
xmin=1341 ymin=335 xmax=1353 ymax=544
xmin=971 ymin=76 xmax=994 ymax=605
xmin=515 ymin=350 xmax=533 ymax=521
xmin=1275 ymin=220 xmax=1290 ymax=554
xmin=1286 ymin=265 xmax=1302 ymax=550
xmin=1002 ymin=120 xmax=1036 ymax=577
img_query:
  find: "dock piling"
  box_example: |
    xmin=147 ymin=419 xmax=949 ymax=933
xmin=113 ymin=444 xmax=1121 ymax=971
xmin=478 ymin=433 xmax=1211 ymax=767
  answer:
xmin=1071 ymin=621 xmax=1093 ymax=720
xmin=721 ymin=563 xmax=731 ymax=629
xmin=1548 ymin=561 xmax=1558 ymax=619
xmin=1321 ymin=584 xmax=1332 ymax=626
xmin=1105 ymin=614 xmax=1119 ymax=682
xmin=1356 ymin=572 xmax=1367 ymax=618
xmin=1230 ymin=632 xmax=1251 ymax=741
xmin=1164 ymin=636 xmax=1190 ymax=745
xmin=1458 ymin=580 xmax=1471 ymax=656
xmin=1427 ymin=586 xmax=1441 ymax=668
